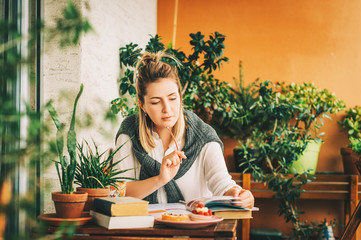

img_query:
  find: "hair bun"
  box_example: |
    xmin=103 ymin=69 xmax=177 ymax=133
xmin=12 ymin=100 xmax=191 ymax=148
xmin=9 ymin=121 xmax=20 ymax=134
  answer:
xmin=141 ymin=52 xmax=163 ymax=64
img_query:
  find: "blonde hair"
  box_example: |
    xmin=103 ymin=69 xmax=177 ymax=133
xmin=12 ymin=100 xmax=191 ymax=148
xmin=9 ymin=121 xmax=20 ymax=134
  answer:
xmin=135 ymin=51 xmax=185 ymax=152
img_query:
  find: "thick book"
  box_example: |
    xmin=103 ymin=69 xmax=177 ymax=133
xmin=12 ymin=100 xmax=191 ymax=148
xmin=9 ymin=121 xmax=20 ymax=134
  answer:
xmin=90 ymin=210 xmax=154 ymax=229
xmin=185 ymin=196 xmax=259 ymax=219
xmin=213 ymin=209 xmax=253 ymax=219
xmin=93 ymin=197 xmax=149 ymax=217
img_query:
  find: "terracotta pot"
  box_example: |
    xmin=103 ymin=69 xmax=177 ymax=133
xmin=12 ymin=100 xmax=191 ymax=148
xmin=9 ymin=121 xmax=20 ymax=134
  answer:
xmin=341 ymin=147 xmax=361 ymax=174
xmin=76 ymin=187 xmax=110 ymax=211
xmin=52 ymin=191 xmax=88 ymax=218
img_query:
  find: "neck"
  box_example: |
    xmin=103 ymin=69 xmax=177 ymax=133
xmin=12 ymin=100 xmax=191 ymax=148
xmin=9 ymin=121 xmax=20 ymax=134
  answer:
xmin=155 ymin=126 xmax=173 ymax=153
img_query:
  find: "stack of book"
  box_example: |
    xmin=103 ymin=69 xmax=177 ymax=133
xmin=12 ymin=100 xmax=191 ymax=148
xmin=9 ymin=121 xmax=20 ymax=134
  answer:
xmin=90 ymin=196 xmax=155 ymax=229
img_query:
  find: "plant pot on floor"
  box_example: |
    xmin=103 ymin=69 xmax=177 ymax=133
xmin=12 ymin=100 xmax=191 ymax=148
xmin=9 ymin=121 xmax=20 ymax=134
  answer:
xmin=52 ymin=191 xmax=88 ymax=218
xmin=341 ymin=147 xmax=361 ymax=174
xmin=76 ymin=187 xmax=110 ymax=211
xmin=289 ymin=141 xmax=322 ymax=174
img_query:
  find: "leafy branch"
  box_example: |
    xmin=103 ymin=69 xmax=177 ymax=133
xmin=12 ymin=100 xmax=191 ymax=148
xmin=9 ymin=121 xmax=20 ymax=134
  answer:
xmin=111 ymin=32 xmax=240 ymax=133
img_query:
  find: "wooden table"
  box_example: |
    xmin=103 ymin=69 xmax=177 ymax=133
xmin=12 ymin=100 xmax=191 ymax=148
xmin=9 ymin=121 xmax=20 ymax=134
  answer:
xmin=46 ymin=219 xmax=238 ymax=240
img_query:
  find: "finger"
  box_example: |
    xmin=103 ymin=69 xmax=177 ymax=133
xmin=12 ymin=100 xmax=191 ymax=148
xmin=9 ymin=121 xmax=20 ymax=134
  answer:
xmin=231 ymin=187 xmax=241 ymax=198
xmin=172 ymin=157 xmax=179 ymax=166
xmin=243 ymin=200 xmax=254 ymax=209
xmin=176 ymin=156 xmax=182 ymax=165
xmin=176 ymin=151 xmax=187 ymax=163
xmin=167 ymin=156 xmax=177 ymax=166
xmin=238 ymin=189 xmax=248 ymax=198
xmin=239 ymin=191 xmax=254 ymax=208
xmin=180 ymin=151 xmax=187 ymax=159
xmin=236 ymin=191 xmax=247 ymax=203
xmin=165 ymin=159 xmax=172 ymax=167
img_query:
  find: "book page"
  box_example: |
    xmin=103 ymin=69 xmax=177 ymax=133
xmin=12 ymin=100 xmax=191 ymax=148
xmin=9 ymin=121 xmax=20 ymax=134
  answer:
xmin=148 ymin=203 xmax=186 ymax=212
xmin=148 ymin=203 xmax=189 ymax=217
xmin=204 ymin=196 xmax=242 ymax=203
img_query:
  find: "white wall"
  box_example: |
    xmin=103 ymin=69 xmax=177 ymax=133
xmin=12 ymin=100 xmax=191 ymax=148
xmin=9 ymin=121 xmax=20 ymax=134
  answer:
xmin=42 ymin=0 xmax=157 ymax=213
xmin=79 ymin=0 xmax=157 ymax=143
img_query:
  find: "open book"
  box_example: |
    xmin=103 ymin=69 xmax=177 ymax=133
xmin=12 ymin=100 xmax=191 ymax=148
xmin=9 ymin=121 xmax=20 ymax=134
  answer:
xmin=185 ymin=196 xmax=259 ymax=219
xmin=148 ymin=196 xmax=259 ymax=220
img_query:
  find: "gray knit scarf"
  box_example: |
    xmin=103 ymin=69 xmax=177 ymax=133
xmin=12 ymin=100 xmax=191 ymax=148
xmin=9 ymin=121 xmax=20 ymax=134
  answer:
xmin=116 ymin=109 xmax=223 ymax=204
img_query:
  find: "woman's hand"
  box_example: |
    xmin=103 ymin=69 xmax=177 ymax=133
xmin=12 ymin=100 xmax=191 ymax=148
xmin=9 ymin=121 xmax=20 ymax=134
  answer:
xmin=224 ymin=186 xmax=254 ymax=209
xmin=158 ymin=150 xmax=187 ymax=185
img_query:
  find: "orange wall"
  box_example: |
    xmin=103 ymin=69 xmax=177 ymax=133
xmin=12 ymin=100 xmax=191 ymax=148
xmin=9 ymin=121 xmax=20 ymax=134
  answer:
xmin=158 ymin=0 xmax=361 ymax=236
xmin=158 ymin=0 xmax=361 ymax=173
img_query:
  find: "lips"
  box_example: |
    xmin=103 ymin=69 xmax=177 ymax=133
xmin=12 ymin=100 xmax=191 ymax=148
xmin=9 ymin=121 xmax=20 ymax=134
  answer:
xmin=162 ymin=116 xmax=173 ymax=121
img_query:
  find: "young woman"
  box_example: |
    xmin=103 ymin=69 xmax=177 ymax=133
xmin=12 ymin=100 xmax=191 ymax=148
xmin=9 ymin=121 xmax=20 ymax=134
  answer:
xmin=114 ymin=51 xmax=254 ymax=208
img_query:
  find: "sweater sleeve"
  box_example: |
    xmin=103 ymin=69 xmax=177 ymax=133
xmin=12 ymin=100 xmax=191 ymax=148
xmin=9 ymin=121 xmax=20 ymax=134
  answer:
xmin=114 ymin=134 xmax=140 ymax=179
xmin=202 ymin=142 xmax=242 ymax=196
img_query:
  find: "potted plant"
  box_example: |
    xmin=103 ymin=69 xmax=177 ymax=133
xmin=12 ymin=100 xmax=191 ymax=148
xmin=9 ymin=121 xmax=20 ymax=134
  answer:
xmin=75 ymin=139 xmax=136 ymax=211
xmin=235 ymin=80 xmax=313 ymax=238
xmin=48 ymin=84 xmax=88 ymax=218
xmin=221 ymin=62 xmax=278 ymax=171
xmin=236 ymin=80 xmax=303 ymax=171
xmin=338 ymin=106 xmax=361 ymax=174
xmin=234 ymin=81 xmax=346 ymax=173
xmin=220 ymin=62 xmax=273 ymax=139
xmin=236 ymin=81 xmax=345 ymax=238
xmin=275 ymin=82 xmax=346 ymax=174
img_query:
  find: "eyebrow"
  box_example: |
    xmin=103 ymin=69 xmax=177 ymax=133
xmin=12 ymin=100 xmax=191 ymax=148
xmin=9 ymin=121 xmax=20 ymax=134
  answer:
xmin=150 ymin=92 xmax=177 ymax=99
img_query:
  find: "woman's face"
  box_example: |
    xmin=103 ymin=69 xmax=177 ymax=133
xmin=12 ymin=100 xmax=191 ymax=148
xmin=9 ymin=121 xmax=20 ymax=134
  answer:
xmin=141 ymin=78 xmax=181 ymax=130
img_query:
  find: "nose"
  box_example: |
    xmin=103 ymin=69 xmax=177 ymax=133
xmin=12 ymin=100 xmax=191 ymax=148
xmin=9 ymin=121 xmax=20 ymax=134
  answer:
xmin=162 ymin=100 xmax=171 ymax=113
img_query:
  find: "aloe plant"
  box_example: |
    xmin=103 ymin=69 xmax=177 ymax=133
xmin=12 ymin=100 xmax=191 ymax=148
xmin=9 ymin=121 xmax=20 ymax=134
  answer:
xmin=48 ymin=84 xmax=83 ymax=194
xmin=75 ymin=139 xmax=136 ymax=189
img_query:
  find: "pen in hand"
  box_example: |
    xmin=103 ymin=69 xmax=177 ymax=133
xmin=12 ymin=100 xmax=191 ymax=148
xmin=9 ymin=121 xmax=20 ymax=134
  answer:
xmin=166 ymin=126 xmax=179 ymax=151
